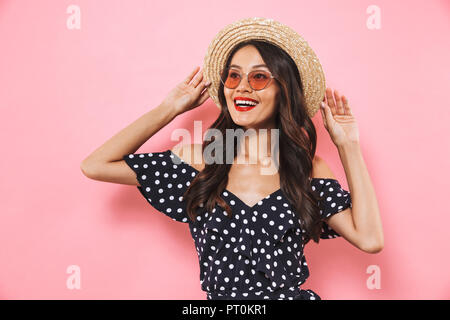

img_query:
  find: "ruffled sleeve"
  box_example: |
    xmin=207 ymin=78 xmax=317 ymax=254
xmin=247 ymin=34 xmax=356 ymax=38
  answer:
xmin=310 ymin=178 xmax=352 ymax=239
xmin=122 ymin=149 xmax=196 ymax=223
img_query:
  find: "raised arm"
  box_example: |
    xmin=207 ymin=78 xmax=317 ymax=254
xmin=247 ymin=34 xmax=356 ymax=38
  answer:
xmin=80 ymin=66 xmax=211 ymax=186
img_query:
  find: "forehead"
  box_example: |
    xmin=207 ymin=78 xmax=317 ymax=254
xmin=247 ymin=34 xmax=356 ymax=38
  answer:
xmin=229 ymin=45 xmax=268 ymax=70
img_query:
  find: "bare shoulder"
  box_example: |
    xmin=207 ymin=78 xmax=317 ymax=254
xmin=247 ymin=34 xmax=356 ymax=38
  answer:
xmin=311 ymin=155 xmax=337 ymax=179
xmin=170 ymin=143 xmax=205 ymax=171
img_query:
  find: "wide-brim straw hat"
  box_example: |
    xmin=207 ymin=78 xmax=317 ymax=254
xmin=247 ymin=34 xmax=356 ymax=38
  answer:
xmin=203 ymin=17 xmax=326 ymax=118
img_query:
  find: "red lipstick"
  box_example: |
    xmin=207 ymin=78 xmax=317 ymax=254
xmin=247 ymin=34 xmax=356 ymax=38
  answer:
xmin=234 ymin=96 xmax=259 ymax=112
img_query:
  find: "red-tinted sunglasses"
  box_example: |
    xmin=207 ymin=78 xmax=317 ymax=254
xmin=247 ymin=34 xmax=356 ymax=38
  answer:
xmin=220 ymin=67 xmax=276 ymax=91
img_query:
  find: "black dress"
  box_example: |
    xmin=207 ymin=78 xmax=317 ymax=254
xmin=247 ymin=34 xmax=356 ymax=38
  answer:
xmin=123 ymin=149 xmax=352 ymax=300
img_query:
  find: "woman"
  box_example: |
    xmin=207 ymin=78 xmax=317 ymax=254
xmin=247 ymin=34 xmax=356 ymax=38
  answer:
xmin=81 ymin=18 xmax=383 ymax=300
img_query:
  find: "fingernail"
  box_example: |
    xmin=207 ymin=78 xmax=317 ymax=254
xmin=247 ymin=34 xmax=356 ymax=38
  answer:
xmin=321 ymin=102 xmax=325 ymax=108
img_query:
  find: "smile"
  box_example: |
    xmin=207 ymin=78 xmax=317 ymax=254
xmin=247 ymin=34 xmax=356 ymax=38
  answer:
xmin=234 ymin=97 xmax=259 ymax=112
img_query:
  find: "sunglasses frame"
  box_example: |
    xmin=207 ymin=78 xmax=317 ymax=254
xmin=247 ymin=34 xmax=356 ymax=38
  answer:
xmin=220 ymin=67 xmax=276 ymax=91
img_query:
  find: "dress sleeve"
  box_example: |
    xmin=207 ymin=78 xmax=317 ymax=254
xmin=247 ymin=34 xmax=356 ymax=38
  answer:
xmin=122 ymin=149 xmax=195 ymax=223
xmin=310 ymin=178 xmax=352 ymax=239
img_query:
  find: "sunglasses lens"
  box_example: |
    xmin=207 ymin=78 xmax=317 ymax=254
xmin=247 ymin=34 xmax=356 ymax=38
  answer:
xmin=222 ymin=68 xmax=241 ymax=89
xmin=249 ymin=71 xmax=271 ymax=90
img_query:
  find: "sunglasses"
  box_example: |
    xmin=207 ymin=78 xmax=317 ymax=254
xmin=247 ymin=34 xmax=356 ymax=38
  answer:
xmin=220 ymin=67 xmax=276 ymax=91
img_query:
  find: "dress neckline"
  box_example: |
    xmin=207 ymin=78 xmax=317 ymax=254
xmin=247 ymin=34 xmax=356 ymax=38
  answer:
xmin=167 ymin=150 xmax=333 ymax=209
xmin=169 ymin=150 xmax=283 ymax=208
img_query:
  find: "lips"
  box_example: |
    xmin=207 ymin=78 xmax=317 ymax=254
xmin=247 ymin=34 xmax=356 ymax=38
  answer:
xmin=234 ymin=96 xmax=259 ymax=103
xmin=234 ymin=96 xmax=259 ymax=112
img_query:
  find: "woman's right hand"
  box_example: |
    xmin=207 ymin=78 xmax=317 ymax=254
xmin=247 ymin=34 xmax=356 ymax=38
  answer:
xmin=162 ymin=66 xmax=211 ymax=116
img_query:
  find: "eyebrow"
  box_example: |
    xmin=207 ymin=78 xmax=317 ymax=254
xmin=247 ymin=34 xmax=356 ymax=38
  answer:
xmin=229 ymin=64 xmax=269 ymax=69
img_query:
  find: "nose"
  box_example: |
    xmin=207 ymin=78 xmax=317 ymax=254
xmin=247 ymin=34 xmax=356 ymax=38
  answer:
xmin=236 ymin=74 xmax=253 ymax=93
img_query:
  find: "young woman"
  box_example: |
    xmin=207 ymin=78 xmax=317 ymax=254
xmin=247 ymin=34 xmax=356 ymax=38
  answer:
xmin=81 ymin=18 xmax=383 ymax=300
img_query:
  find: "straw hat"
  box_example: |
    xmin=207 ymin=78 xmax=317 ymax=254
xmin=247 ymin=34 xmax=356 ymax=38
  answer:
xmin=203 ymin=17 xmax=326 ymax=118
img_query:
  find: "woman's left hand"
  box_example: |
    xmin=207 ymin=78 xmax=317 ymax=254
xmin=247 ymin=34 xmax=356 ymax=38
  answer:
xmin=320 ymin=87 xmax=360 ymax=147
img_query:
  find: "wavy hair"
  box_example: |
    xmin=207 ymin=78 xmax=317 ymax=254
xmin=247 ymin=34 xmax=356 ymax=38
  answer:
xmin=183 ymin=40 xmax=324 ymax=244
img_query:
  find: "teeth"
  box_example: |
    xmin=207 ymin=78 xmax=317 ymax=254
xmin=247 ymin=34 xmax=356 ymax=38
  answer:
xmin=235 ymin=99 xmax=258 ymax=106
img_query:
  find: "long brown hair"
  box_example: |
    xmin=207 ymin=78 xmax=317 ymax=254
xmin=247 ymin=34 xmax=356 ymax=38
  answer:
xmin=183 ymin=40 xmax=323 ymax=244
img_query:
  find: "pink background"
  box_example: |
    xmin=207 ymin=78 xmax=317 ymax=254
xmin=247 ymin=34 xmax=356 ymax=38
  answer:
xmin=1 ymin=0 xmax=449 ymax=299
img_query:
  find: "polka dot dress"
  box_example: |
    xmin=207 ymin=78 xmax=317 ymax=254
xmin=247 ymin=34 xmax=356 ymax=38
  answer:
xmin=123 ymin=150 xmax=352 ymax=300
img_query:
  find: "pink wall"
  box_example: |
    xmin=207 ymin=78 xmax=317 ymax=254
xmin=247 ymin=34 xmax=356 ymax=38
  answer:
xmin=1 ymin=0 xmax=449 ymax=299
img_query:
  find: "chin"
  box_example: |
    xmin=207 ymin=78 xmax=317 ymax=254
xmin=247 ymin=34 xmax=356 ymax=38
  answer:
xmin=233 ymin=118 xmax=261 ymax=130
xmin=233 ymin=119 xmax=253 ymax=128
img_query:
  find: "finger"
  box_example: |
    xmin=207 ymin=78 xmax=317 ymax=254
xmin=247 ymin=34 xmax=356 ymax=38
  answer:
xmin=325 ymin=87 xmax=337 ymax=115
xmin=191 ymin=69 xmax=204 ymax=88
xmin=334 ymin=90 xmax=344 ymax=115
xmin=196 ymin=78 xmax=210 ymax=94
xmin=184 ymin=66 xmax=200 ymax=85
xmin=342 ymin=95 xmax=353 ymax=116
xmin=322 ymin=101 xmax=334 ymax=124
xmin=320 ymin=103 xmax=328 ymax=129
xmin=197 ymin=88 xmax=211 ymax=105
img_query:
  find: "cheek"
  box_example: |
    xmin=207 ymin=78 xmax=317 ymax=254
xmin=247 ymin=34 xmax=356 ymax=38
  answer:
xmin=261 ymin=91 xmax=278 ymax=108
xmin=224 ymin=88 xmax=232 ymax=100
xmin=225 ymin=92 xmax=234 ymax=108
xmin=270 ymin=88 xmax=281 ymax=107
xmin=224 ymin=90 xmax=234 ymax=112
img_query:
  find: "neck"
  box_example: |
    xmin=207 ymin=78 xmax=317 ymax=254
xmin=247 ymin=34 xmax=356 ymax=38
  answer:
xmin=236 ymin=127 xmax=278 ymax=166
